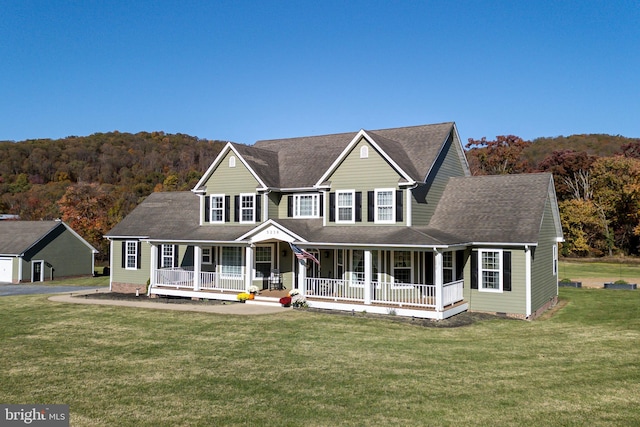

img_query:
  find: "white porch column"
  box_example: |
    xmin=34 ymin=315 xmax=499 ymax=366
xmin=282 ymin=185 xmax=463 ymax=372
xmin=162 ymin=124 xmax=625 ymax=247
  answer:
xmin=364 ymin=249 xmax=372 ymax=305
xmin=193 ymin=246 xmax=202 ymax=291
xmin=297 ymin=259 xmax=307 ymax=296
xmin=245 ymin=245 xmax=253 ymax=291
xmin=434 ymin=250 xmax=444 ymax=312
xmin=525 ymin=246 xmax=532 ymax=318
xmin=149 ymin=243 xmax=158 ymax=287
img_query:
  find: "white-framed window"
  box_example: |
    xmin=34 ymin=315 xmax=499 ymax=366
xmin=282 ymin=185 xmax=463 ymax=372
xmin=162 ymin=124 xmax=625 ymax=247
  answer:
xmin=221 ymin=247 xmax=242 ymax=276
xmin=375 ymin=189 xmax=395 ymax=223
xmin=352 ymin=249 xmax=365 ymax=282
xmin=254 ymin=246 xmax=273 ymax=279
xmin=209 ymin=195 xmax=225 ymax=223
xmin=125 ymin=241 xmax=138 ymax=270
xmin=202 ymin=247 xmax=213 ymax=265
xmin=443 ymin=251 xmax=454 ymax=283
xmin=552 ymin=244 xmax=558 ymax=276
xmin=294 ymin=194 xmax=320 ymax=218
xmin=393 ymin=250 xmax=412 ymax=284
xmin=240 ymin=194 xmax=255 ymax=223
xmin=161 ymin=244 xmax=177 ymax=268
xmin=479 ymin=249 xmax=502 ymax=292
xmin=336 ymin=190 xmax=355 ymax=223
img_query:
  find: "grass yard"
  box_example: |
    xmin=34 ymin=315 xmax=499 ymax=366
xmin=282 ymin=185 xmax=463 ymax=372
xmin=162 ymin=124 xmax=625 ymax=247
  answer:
xmin=559 ymin=258 xmax=640 ymax=283
xmin=1 ymin=288 xmax=639 ymax=426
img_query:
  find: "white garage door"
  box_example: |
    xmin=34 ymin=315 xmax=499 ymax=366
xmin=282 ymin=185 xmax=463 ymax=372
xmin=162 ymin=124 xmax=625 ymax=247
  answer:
xmin=0 ymin=258 xmax=13 ymax=283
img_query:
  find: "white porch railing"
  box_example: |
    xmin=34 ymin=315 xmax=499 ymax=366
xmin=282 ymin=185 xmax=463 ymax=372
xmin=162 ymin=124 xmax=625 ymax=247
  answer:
xmin=306 ymin=278 xmax=365 ymax=301
xmin=305 ymin=278 xmax=464 ymax=310
xmin=153 ymin=268 xmax=245 ymax=292
xmin=442 ymin=279 xmax=464 ymax=307
xmin=372 ymin=282 xmax=437 ymax=308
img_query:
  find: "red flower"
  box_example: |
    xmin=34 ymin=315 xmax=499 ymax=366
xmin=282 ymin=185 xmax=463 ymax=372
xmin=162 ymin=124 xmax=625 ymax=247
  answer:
xmin=279 ymin=296 xmax=292 ymax=306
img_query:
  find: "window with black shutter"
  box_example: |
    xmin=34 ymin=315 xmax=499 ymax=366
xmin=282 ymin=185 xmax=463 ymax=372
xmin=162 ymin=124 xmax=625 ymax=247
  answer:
xmin=396 ymin=190 xmax=403 ymax=222
xmin=329 ymin=192 xmax=335 ymax=222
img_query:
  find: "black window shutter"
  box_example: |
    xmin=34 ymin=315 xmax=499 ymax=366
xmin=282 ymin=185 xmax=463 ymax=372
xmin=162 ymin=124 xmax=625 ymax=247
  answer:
xmin=234 ymin=195 xmax=240 ymax=222
xmin=329 ymin=192 xmax=335 ymax=222
xmin=456 ymin=250 xmax=465 ymax=280
xmin=503 ymin=251 xmax=512 ymax=291
xmin=287 ymin=195 xmax=293 ymax=217
xmin=425 ymin=252 xmax=434 ymax=285
xmin=256 ymin=195 xmax=261 ymax=222
xmin=174 ymin=245 xmax=179 ymax=268
xmin=121 ymin=241 xmax=126 ymax=268
xmin=157 ymin=246 xmax=162 ymax=269
xmin=396 ymin=190 xmax=403 ymax=222
xmin=136 ymin=242 xmax=142 ymax=270
xmin=367 ymin=191 xmax=374 ymax=222
xmin=355 ymin=192 xmax=362 ymax=222
xmin=225 ymin=196 xmax=230 ymax=222
xmin=204 ymin=196 xmax=210 ymax=222
xmin=471 ymin=251 xmax=478 ymax=289
xmin=319 ymin=193 xmax=324 ymax=216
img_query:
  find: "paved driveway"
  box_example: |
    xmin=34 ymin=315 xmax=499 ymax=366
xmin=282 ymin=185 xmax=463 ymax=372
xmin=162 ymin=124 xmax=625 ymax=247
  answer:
xmin=0 ymin=284 xmax=108 ymax=296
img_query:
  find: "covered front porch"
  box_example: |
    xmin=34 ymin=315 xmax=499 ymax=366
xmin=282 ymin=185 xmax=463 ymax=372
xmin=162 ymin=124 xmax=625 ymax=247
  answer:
xmin=147 ymin=240 xmax=468 ymax=319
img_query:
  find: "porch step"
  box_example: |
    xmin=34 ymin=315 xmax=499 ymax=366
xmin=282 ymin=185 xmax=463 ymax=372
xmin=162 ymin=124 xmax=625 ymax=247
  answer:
xmin=246 ymin=295 xmax=284 ymax=308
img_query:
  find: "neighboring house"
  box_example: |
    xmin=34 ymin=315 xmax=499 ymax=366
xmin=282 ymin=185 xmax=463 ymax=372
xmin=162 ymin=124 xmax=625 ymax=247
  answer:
xmin=105 ymin=122 xmax=563 ymax=319
xmin=0 ymin=220 xmax=98 ymax=283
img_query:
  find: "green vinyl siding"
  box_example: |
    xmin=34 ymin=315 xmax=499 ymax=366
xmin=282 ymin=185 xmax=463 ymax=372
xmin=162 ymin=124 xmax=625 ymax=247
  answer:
xmin=412 ymin=132 xmax=466 ymax=226
xmin=204 ymin=151 xmax=261 ymax=224
xmin=20 ymin=224 xmax=94 ymax=281
xmin=111 ymin=240 xmax=151 ymax=285
xmin=268 ymin=192 xmax=281 ymax=219
xmin=464 ymin=248 xmax=527 ymax=315
xmin=530 ymin=197 xmax=559 ymax=312
xmin=325 ymin=138 xmax=404 ymax=225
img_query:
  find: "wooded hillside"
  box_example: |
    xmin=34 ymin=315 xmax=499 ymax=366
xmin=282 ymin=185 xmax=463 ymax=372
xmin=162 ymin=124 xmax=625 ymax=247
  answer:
xmin=0 ymin=132 xmax=226 ymax=259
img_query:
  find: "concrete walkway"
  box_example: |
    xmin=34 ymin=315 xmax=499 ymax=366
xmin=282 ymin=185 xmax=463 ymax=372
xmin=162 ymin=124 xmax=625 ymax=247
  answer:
xmin=48 ymin=289 xmax=290 ymax=315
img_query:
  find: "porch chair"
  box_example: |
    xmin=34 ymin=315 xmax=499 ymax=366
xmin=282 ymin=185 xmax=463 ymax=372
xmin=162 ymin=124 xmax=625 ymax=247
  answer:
xmin=269 ymin=269 xmax=283 ymax=291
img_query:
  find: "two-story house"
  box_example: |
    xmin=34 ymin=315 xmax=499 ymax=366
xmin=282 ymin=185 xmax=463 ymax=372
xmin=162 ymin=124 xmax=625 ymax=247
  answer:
xmin=105 ymin=122 xmax=563 ymax=319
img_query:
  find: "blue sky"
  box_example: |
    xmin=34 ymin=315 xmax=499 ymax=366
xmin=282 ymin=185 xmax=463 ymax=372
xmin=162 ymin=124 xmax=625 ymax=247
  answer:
xmin=1 ymin=1 xmax=638 ymax=145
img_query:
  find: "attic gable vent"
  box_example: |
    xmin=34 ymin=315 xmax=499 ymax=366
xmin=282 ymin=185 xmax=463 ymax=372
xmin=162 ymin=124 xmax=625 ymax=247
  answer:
xmin=360 ymin=146 xmax=369 ymax=158
xmin=229 ymin=156 xmax=236 ymax=168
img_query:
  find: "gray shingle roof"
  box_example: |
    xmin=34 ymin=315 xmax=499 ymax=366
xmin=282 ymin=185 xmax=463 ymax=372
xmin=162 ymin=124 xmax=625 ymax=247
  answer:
xmin=0 ymin=221 xmax=65 ymax=255
xmin=251 ymin=122 xmax=454 ymax=188
xmin=426 ymin=173 xmax=555 ymax=244
xmin=105 ymin=192 xmax=256 ymax=242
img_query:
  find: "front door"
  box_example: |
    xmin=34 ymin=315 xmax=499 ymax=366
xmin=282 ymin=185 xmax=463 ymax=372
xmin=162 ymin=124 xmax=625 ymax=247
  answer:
xmin=32 ymin=261 xmax=44 ymax=282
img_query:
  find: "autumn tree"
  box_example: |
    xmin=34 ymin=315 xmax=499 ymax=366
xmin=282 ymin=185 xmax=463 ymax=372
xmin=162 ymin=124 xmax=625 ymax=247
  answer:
xmin=590 ymin=156 xmax=640 ymax=255
xmin=537 ymin=150 xmax=596 ymax=200
xmin=465 ymin=135 xmax=532 ymax=175
xmin=58 ymin=183 xmax=117 ymax=258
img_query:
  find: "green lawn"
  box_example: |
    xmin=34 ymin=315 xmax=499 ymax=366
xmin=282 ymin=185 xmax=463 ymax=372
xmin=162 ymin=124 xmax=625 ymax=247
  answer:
xmin=559 ymin=259 xmax=640 ymax=282
xmin=1 ymin=289 xmax=639 ymax=426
